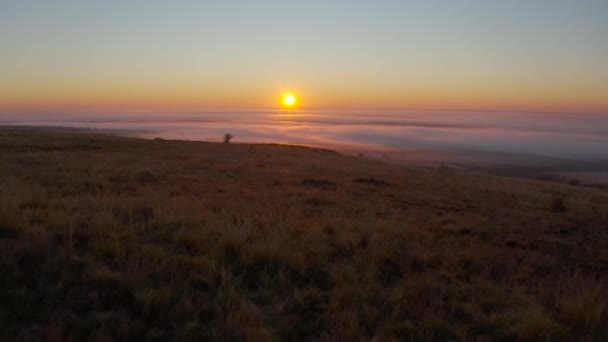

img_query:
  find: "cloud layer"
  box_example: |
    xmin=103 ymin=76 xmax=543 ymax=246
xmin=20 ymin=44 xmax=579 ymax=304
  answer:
xmin=2 ymin=110 xmax=608 ymax=160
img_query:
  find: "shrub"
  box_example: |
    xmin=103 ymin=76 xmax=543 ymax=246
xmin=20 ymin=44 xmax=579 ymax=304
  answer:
xmin=223 ymin=133 xmax=233 ymax=144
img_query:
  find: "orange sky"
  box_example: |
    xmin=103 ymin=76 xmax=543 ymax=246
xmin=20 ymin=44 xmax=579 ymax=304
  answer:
xmin=2 ymin=76 xmax=606 ymax=114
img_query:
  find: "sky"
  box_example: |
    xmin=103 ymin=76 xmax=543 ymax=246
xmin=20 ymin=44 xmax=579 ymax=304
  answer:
xmin=1 ymin=0 xmax=607 ymax=114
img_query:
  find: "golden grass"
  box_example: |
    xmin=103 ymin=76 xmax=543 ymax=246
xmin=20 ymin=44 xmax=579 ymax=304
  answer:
xmin=0 ymin=128 xmax=607 ymax=340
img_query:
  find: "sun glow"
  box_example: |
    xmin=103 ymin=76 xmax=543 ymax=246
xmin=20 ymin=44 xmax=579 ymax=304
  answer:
xmin=281 ymin=93 xmax=298 ymax=108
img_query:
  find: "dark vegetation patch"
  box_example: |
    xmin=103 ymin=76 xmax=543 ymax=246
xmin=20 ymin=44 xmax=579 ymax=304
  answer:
xmin=551 ymin=195 xmax=567 ymax=213
xmin=537 ymin=173 xmax=561 ymax=182
xmin=135 ymin=171 xmax=157 ymax=183
xmin=300 ymin=178 xmax=336 ymax=190
xmin=354 ymin=177 xmax=391 ymax=186
xmin=304 ymin=197 xmax=333 ymax=207
xmin=0 ymin=224 xmax=19 ymax=239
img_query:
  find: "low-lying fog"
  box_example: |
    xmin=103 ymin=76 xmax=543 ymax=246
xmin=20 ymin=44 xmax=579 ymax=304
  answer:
xmin=3 ymin=110 xmax=608 ymax=167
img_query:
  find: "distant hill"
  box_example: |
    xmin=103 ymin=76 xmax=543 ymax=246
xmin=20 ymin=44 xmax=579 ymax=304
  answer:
xmin=1 ymin=128 xmax=607 ymax=340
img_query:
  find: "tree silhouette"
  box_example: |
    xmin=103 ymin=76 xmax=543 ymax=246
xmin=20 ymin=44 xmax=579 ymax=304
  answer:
xmin=223 ymin=133 xmax=233 ymax=144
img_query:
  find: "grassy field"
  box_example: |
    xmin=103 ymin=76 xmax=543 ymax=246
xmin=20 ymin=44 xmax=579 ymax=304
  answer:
xmin=1 ymin=128 xmax=607 ymax=341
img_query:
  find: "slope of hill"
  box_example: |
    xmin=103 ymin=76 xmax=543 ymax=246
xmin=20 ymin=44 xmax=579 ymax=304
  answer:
xmin=1 ymin=128 xmax=607 ymax=340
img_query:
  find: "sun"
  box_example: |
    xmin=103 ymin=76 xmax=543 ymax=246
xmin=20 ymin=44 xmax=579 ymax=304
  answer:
xmin=281 ymin=93 xmax=298 ymax=108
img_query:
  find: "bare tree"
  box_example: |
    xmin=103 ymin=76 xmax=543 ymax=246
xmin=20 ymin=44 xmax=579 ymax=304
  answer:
xmin=223 ymin=133 xmax=233 ymax=144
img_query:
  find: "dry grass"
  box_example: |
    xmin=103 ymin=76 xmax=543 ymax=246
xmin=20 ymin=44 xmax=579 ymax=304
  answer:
xmin=0 ymin=128 xmax=607 ymax=341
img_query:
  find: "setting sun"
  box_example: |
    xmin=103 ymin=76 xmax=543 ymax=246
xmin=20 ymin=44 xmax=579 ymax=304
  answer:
xmin=281 ymin=93 xmax=297 ymax=108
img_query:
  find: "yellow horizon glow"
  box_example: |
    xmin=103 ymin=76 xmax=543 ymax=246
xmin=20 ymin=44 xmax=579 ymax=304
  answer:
xmin=1 ymin=78 xmax=607 ymax=114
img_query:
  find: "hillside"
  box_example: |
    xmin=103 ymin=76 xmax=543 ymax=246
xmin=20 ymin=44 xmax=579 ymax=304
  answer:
xmin=1 ymin=128 xmax=607 ymax=341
